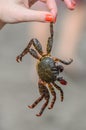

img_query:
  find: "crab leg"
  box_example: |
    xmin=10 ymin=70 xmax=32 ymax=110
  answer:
xmin=16 ymin=38 xmax=44 ymax=62
xmin=22 ymin=38 xmax=43 ymax=56
xmin=30 ymin=38 xmax=43 ymax=56
xmin=50 ymin=22 xmax=53 ymax=38
xmin=46 ymin=22 xmax=54 ymax=55
xmin=48 ymin=83 xmax=56 ymax=109
xmin=36 ymin=99 xmax=49 ymax=116
xmin=46 ymin=37 xmax=53 ymax=55
xmin=53 ymin=82 xmax=64 ymax=102
xmin=53 ymin=58 xmax=73 ymax=65
xmin=28 ymin=94 xmax=44 ymax=109
xmin=36 ymin=80 xmax=50 ymax=116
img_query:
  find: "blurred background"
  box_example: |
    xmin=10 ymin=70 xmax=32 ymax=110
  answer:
xmin=0 ymin=1 xmax=86 ymax=130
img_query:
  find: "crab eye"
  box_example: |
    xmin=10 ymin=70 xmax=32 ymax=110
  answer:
xmin=57 ymin=65 xmax=64 ymax=72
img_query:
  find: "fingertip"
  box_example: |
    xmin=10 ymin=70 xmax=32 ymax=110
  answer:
xmin=45 ymin=14 xmax=56 ymax=23
xmin=46 ymin=0 xmax=57 ymax=22
xmin=64 ymin=0 xmax=76 ymax=10
xmin=51 ymin=9 xmax=58 ymax=23
xmin=70 ymin=0 xmax=76 ymax=10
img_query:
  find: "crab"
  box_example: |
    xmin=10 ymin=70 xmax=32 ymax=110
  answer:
xmin=16 ymin=22 xmax=73 ymax=116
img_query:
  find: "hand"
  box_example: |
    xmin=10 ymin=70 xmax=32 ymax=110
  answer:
xmin=0 ymin=0 xmax=76 ymax=29
xmin=0 ymin=0 xmax=57 ymax=25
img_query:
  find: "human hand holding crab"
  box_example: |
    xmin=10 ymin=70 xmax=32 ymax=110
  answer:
xmin=0 ymin=0 xmax=76 ymax=29
xmin=0 ymin=0 xmax=57 ymax=29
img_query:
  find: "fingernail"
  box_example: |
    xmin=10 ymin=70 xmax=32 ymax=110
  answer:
xmin=45 ymin=14 xmax=55 ymax=22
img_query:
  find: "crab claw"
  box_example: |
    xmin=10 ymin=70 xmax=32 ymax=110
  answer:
xmin=57 ymin=77 xmax=67 ymax=85
xmin=59 ymin=79 xmax=67 ymax=85
xmin=16 ymin=55 xmax=22 ymax=63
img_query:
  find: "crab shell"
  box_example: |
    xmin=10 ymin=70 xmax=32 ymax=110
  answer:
xmin=37 ymin=56 xmax=59 ymax=83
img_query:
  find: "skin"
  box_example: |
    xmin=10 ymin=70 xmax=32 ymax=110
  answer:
xmin=0 ymin=0 xmax=76 ymax=29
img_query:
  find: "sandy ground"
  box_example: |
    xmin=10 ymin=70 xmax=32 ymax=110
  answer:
xmin=0 ymin=5 xmax=86 ymax=130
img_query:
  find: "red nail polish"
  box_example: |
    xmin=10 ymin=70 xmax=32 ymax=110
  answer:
xmin=45 ymin=14 xmax=54 ymax=22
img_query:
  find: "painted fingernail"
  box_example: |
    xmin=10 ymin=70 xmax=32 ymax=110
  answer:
xmin=45 ymin=14 xmax=55 ymax=22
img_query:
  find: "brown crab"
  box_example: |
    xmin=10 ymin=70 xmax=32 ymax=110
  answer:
xmin=16 ymin=22 xmax=73 ymax=116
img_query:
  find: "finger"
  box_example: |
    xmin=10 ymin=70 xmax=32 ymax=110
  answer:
xmin=46 ymin=0 xmax=57 ymax=19
xmin=29 ymin=0 xmax=57 ymax=22
xmin=39 ymin=0 xmax=57 ymax=19
xmin=15 ymin=6 xmax=55 ymax=23
xmin=63 ymin=0 xmax=76 ymax=10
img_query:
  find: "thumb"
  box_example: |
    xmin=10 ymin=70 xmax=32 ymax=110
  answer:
xmin=16 ymin=7 xmax=55 ymax=23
